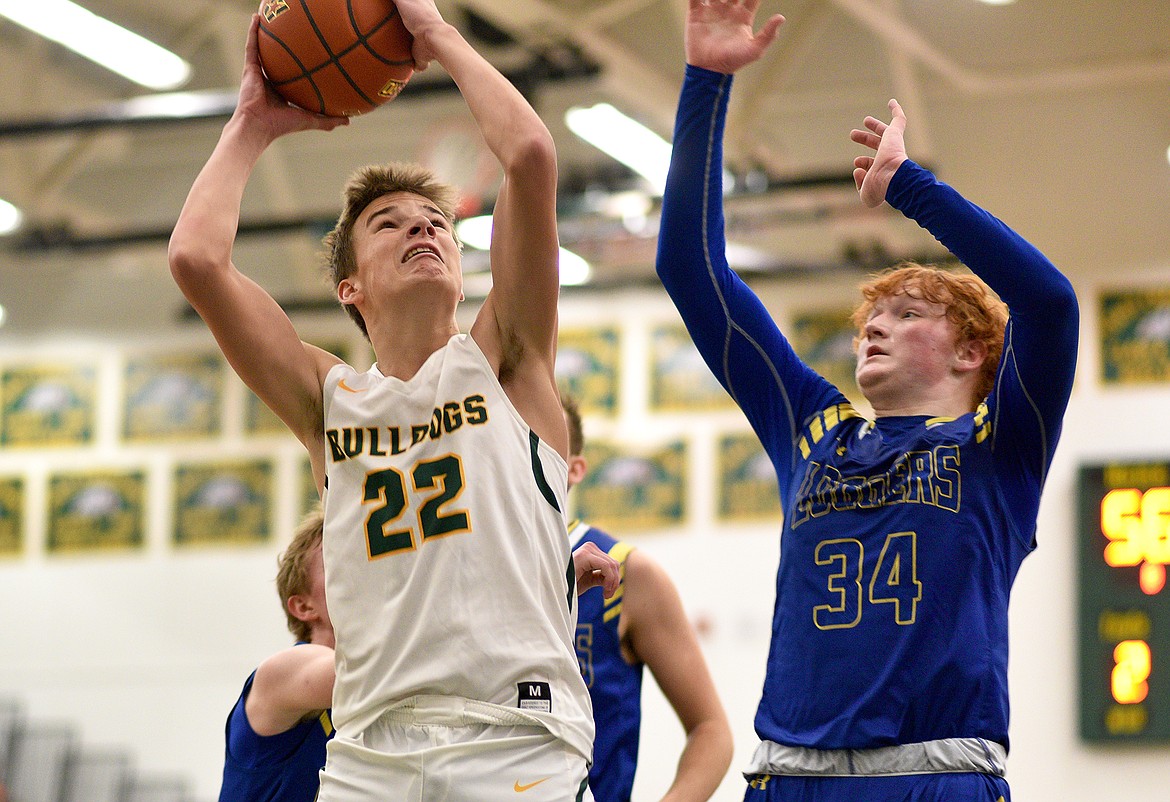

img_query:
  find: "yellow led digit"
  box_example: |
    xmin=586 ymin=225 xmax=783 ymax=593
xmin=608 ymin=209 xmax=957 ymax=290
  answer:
xmin=1111 ymin=639 xmax=1151 ymax=705
xmin=1102 ymin=488 xmax=1144 ymax=567
xmin=1140 ymin=487 xmax=1170 ymax=565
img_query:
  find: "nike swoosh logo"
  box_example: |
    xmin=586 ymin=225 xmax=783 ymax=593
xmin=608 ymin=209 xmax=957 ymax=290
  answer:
xmin=514 ymin=777 xmax=551 ymax=792
xmin=337 ymin=378 xmax=365 ymax=393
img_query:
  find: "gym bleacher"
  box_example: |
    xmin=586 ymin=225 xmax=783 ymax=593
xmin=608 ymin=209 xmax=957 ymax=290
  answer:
xmin=0 ymin=697 xmax=201 ymax=802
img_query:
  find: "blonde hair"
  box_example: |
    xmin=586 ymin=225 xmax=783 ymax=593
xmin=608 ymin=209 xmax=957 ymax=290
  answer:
xmin=322 ymin=163 xmax=462 ymax=339
xmin=852 ymin=262 xmax=1008 ymax=403
xmin=275 ymin=505 xmax=324 ymax=642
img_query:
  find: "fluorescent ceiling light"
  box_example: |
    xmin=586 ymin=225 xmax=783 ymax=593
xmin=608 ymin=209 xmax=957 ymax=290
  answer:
xmin=726 ymin=242 xmax=775 ymax=271
xmin=565 ymin=103 xmax=672 ymax=195
xmin=454 ymin=215 xmax=591 ymax=286
xmin=977 ymin=0 xmax=1016 ymax=5
xmin=0 ymin=304 xmax=6 ymax=328
xmin=119 ymin=89 xmax=238 ymax=119
xmin=558 ymin=249 xmax=592 ymax=286
xmin=0 ymin=197 xmax=21 ymax=235
xmin=455 ymin=215 xmax=493 ymax=250
xmin=0 ymin=0 xmax=191 ymax=90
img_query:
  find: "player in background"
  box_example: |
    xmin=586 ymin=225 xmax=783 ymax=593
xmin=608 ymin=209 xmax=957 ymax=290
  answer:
xmin=655 ymin=1 xmax=1078 ymax=800
xmin=218 ymin=508 xmax=334 ymax=802
xmin=170 ymin=0 xmax=606 ymax=797
xmin=218 ymin=506 xmax=618 ymax=802
xmin=563 ymin=395 xmax=732 ymax=802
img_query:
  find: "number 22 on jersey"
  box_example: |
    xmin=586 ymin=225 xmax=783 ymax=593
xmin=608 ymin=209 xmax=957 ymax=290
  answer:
xmin=362 ymin=453 xmax=471 ymax=559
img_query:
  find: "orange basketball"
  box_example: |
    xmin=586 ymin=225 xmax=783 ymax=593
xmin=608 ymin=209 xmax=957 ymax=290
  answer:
xmin=257 ymin=0 xmax=414 ymax=117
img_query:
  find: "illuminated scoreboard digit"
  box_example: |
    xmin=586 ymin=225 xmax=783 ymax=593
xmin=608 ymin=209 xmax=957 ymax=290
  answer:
xmin=1078 ymin=462 xmax=1170 ymax=742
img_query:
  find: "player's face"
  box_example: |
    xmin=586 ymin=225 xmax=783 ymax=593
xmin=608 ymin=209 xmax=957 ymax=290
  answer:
xmin=350 ymin=191 xmax=462 ymax=301
xmin=855 ymin=290 xmax=961 ymax=405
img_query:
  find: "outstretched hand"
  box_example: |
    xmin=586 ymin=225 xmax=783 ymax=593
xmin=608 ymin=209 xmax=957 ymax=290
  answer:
xmin=573 ymin=541 xmax=621 ymax=600
xmin=685 ymin=0 xmax=785 ymax=75
xmin=850 ymin=99 xmax=908 ymax=208
xmin=236 ymin=15 xmax=348 ymax=139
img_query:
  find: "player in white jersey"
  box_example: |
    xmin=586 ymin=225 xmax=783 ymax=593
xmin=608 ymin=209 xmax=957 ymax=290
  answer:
xmin=168 ymin=0 xmax=601 ymax=797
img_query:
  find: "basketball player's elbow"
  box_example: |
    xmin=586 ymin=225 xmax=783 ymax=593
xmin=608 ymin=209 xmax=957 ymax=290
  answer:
xmin=168 ymin=231 xmax=227 ymax=294
xmin=502 ymin=128 xmax=557 ymax=183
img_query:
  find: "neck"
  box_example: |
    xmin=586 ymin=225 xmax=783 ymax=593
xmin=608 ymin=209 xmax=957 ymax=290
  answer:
xmin=868 ymin=384 xmax=976 ymax=419
xmin=365 ymin=294 xmax=460 ymax=380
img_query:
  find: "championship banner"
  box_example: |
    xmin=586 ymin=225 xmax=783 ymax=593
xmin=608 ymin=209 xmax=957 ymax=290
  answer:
xmin=173 ymin=459 xmax=273 ymax=547
xmin=1100 ymin=287 xmax=1170 ymax=384
xmin=572 ymin=440 xmax=686 ymax=532
xmin=1 ymin=363 xmax=96 ymax=448
xmin=649 ymin=324 xmax=734 ymax=412
xmin=0 ymin=476 xmax=22 ymax=555
xmin=717 ymin=433 xmax=782 ymax=523
xmin=47 ymin=470 xmax=146 ymax=553
xmin=556 ymin=326 xmax=620 ymax=417
xmin=123 ymin=353 xmax=223 ymax=441
xmin=791 ymin=308 xmax=863 ymax=405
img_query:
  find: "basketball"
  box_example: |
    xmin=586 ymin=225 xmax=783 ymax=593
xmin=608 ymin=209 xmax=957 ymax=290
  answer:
xmin=257 ymin=0 xmax=414 ymax=117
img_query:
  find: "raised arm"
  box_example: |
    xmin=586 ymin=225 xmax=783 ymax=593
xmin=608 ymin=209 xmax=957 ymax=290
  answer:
xmin=657 ymin=2 xmax=841 ymax=484
xmin=394 ymin=0 xmax=564 ymax=449
xmin=853 ymin=101 xmax=1079 ymax=480
xmin=622 ymin=551 xmax=732 ymax=802
xmin=168 ymin=16 xmax=346 ymax=467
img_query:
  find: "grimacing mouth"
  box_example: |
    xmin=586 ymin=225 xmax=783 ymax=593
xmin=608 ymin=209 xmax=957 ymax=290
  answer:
xmin=402 ymin=244 xmax=441 ymax=264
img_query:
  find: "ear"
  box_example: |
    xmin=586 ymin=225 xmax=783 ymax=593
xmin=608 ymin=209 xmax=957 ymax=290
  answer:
xmin=954 ymin=337 xmax=988 ymax=374
xmin=337 ymin=276 xmax=360 ymax=307
xmin=567 ymin=454 xmax=588 ymax=488
xmin=287 ymin=594 xmax=316 ymax=624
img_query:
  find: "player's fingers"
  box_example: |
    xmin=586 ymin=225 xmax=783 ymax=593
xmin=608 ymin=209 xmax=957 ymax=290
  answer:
xmin=318 ymin=115 xmax=351 ymax=131
xmin=756 ymin=14 xmax=785 ymax=45
xmin=245 ymin=15 xmax=260 ymax=62
xmin=851 ymin=129 xmax=879 ymax=150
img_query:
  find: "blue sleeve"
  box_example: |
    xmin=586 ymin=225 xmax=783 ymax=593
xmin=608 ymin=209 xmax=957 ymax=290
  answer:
xmin=656 ymin=66 xmax=843 ymax=492
xmin=887 ymin=162 xmax=1079 ymax=529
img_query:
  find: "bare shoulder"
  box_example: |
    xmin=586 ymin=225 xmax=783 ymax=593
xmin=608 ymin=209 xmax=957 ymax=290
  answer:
xmin=622 ymin=547 xmax=687 ymax=626
xmin=254 ymin=643 xmax=333 ymax=685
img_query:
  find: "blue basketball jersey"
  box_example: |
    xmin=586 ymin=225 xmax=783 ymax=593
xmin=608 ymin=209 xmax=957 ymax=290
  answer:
xmin=657 ymin=65 xmax=1078 ymax=758
xmin=218 ymin=663 xmax=334 ymax=802
xmin=572 ymin=521 xmax=642 ymax=802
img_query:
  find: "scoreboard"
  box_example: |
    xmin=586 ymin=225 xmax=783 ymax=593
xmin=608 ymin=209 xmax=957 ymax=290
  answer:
xmin=1078 ymin=462 xmax=1170 ymax=742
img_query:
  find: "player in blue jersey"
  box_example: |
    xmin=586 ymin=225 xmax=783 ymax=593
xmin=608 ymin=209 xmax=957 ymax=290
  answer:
xmin=219 ymin=507 xmax=334 ymax=802
xmin=656 ymin=2 xmax=1079 ymax=800
xmin=563 ymin=395 xmax=732 ymax=802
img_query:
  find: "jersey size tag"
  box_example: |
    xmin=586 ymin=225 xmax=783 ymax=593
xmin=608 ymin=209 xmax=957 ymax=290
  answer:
xmin=517 ymin=681 xmax=552 ymax=713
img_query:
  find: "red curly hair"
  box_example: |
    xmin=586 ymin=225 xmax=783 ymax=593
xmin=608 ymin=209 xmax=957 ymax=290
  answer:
xmin=851 ymin=262 xmax=1008 ymax=405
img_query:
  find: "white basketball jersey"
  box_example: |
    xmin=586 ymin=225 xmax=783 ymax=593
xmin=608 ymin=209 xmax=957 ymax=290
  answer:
xmin=320 ymin=334 xmax=593 ymax=761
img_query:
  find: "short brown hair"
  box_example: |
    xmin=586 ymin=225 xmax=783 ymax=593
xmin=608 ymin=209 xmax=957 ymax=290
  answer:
xmin=851 ymin=262 xmax=1008 ymax=404
xmin=561 ymin=393 xmax=584 ymax=457
xmin=275 ymin=505 xmax=324 ymax=642
xmin=322 ymin=163 xmax=461 ymax=339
